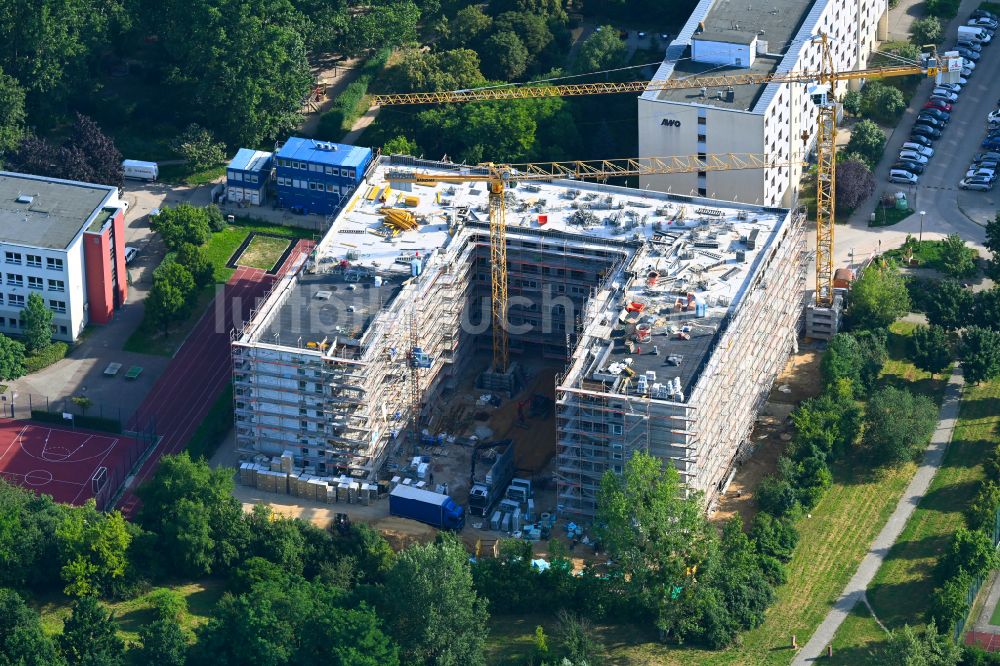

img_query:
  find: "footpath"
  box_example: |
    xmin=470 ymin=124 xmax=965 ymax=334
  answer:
xmin=792 ymin=364 xmax=965 ymax=663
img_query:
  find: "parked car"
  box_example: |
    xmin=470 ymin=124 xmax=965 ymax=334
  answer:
xmin=915 ymin=114 xmax=946 ymax=128
xmin=981 ymin=137 xmax=1000 ymax=149
xmin=973 ymin=160 xmax=1000 ymax=171
xmin=898 ymin=150 xmax=929 ymax=164
xmin=974 ymin=151 xmax=1000 ymax=162
xmin=969 ymin=17 xmax=999 ymax=29
xmin=962 ymin=66 xmax=974 ymax=77
xmin=972 ymin=9 xmax=998 ymax=20
xmin=956 ymin=48 xmax=981 ymax=61
xmin=988 ymin=110 xmax=1000 ymax=123
xmin=889 ymin=169 xmax=919 ymax=184
xmin=924 ymin=100 xmax=952 ymax=112
xmin=908 ymin=134 xmax=934 ymax=148
xmin=935 ymin=83 xmax=962 ymax=93
xmin=911 ymin=124 xmax=943 ymax=139
xmin=930 ymin=89 xmax=959 ymax=102
xmin=962 ymin=58 xmax=977 ymax=70
xmin=124 ymin=246 xmax=139 ymax=264
xmin=957 ymin=40 xmax=983 ymax=52
xmin=919 ymin=107 xmax=950 ymax=121
xmin=894 ymin=160 xmax=926 ymax=174
xmin=902 ymin=142 xmax=934 ymax=156
xmin=965 ymin=167 xmax=997 ymax=181
xmin=960 ymin=176 xmax=994 ymax=191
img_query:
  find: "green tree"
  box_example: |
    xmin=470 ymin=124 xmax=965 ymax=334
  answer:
xmin=845 ymin=119 xmax=886 ymax=167
xmin=447 ymin=6 xmax=492 ymax=48
xmin=385 ymin=48 xmax=486 ymax=93
xmin=574 ymin=26 xmax=627 ymax=74
xmin=0 ymin=588 xmax=65 ymax=666
xmin=21 ymin=292 xmax=53 ymax=354
xmin=967 ymin=481 xmax=1000 ymax=533
xmin=791 ymin=379 xmax=862 ymax=457
xmin=821 ymin=333 xmax=863 ymax=388
xmin=147 ymin=588 xmax=187 ymax=622
xmin=175 ymin=243 xmax=214 ymax=288
xmin=750 ymin=511 xmax=799 ymax=562
xmin=171 ymin=123 xmax=226 ymax=172
xmin=533 ymin=625 xmax=550 ymax=662
xmin=756 ymin=474 xmax=799 ymax=517
xmin=925 ymin=279 xmax=972 ymax=330
xmin=136 ymin=618 xmax=187 ymax=666
xmin=846 ymin=260 xmax=910 ymax=330
xmin=835 ymin=159 xmax=875 ymax=209
xmin=939 ymin=527 xmax=997 ymax=580
xmin=494 ymin=12 xmax=553 ymax=54
xmin=344 ymin=1 xmax=420 ymax=55
xmin=555 ymin=610 xmax=602 ymax=664
xmin=842 ymin=89 xmax=862 ymax=116
xmin=150 ymin=204 xmax=212 ymax=249
xmin=381 ymin=536 xmax=488 ymax=666
xmin=911 ymin=324 xmax=952 ymax=375
xmin=872 ymin=621 xmax=961 ymax=665
xmin=147 ymin=263 xmax=195 ymax=335
xmin=191 ymin=593 xmax=289 ymax=666
xmin=861 ymin=386 xmax=937 ymax=467
xmin=984 ymin=213 xmax=1000 ymax=279
xmin=56 ymin=503 xmax=132 ymax=597
xmin=931 ymin=572 xmax=973 ymax=632
xmin=137 ymin=453 xmax=247 ymax=577
xmin=705 ymin=516 xmax=775 ymax=645
xmin=0 ymin=333 xmax=26 ymax=380
xmin=293 ymin=603 xmax=399 ymax=666
xmin=0 ymin=69 xmax=25 ymax=154
xmin=382 ymin=135 xmax=419 ymax=155
xmin=859 ymin=81 xmax=906 ymax=124
xmin=595 ymin=451 xmax=716 ymax=640
xmin=59 ymin=595 xmax=125 ymax=666
xmin=911 ymin=16 xmax=944 ymax=44
xmin=973 ymin=288 xmax=1000 ymax=330
xmin=961 ymin=326 xmax=1000 ymax=385
xmin=479 ymin=31 xmax=529 ymax=81
xmin=939 ymin=234 xmax=977 ymax=279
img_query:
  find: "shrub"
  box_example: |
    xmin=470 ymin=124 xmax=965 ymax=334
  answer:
xmin=30 ymin=409 xmax=122 ymax=433
xmin=24 ymin=342 xmax=68 ymax=374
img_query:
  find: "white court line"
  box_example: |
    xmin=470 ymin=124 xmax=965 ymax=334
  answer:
xmin=70 ymin=435 xmax=121 ymax=505
xmin=0 ymin=470 xmax=86 ymax=487
xmin=43 ymin=433 xmax=96 ymax=462
xmin=0 ymin=425 xmax=27 ymax=463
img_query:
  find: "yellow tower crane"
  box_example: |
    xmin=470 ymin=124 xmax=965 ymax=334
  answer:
xmin=373 ymin=35 xmax=959 ymax=311
xmin=390 ymin=152 xmax=801 ymax=374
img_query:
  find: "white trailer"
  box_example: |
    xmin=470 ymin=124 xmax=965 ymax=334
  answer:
xmin=122 ymin=160 xmax=158 ymax=181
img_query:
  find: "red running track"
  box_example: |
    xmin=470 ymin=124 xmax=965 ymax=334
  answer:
xmin=116 ymin=241 xmax=314 ymax=519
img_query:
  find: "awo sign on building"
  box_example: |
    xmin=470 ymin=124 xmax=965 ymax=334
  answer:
xmin=661 ymin=118 xmax=682 ymax=127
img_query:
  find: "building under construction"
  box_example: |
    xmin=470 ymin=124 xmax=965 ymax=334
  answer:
xmin=230 ymin=155 xmax=807 ymax=517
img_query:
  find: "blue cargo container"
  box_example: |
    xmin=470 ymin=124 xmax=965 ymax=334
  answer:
xmin=389 ymin=485 xmax=465 ymax=530
xmin=226 ymin=148 xmax=273 ymax=206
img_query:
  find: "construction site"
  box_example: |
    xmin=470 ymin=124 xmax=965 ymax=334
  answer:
xmin=229 ymin=152 xmax=808 ymax=532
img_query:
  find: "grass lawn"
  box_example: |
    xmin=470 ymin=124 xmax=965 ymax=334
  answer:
xmin=883 ymin=239 xmax=980 ymax=272
xmin=33 ymin=579 xmax=225 ymax=644
xmin=487 ymin=323 xmax=945 ymax=665
xmin=158 ymin=163 xmax=227 ymax=186
xmin=235 ymin=235 xmax=291 ymax=271
xmin=870 ymin=206 xmax=914 ymax=228
xmin=829 ymin=603 xmax=889 ymax=664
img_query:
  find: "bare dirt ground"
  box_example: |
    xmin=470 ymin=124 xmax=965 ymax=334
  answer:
xmin=297 ymin=55 xmax=364 ymax=137
xmin=711 ymin=346 xmax=823 ymax=526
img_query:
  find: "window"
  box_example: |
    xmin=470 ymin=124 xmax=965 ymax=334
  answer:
xmin=309 ymin=163 xmax=321 ymax=172
xmin=48 ymin=300 xmax=66 ymax=313
xmin=325 ymin=166 xmax=339 ymax=175
xmin=6 ymin=274 xmax=22 ymax=287
xmin=247 ymin=174 xmax=258 ymax=184
xmin=326 ymin=183 xmax=337 ymax=192
xmin=697 ymin=117 xmax=706 ymax=126
xmin=7 ymin=318 xmax=15 ymax=327
xmin=610 ymin=424 xmax=623 ymax=435
xmin=26 ymin=255 xmax=41 ymax=268
xmin=8 ymin=294 xmax=24 ymax=307
xmin=0 ymin=294 xmax=3 ymax=304
xmin=697 ymin=187 xmax=707 ymax=196
xmin=5 ymin=252 xmax=21 ymax=265
xmin=344 ymin=169 xmax=355 ymax=178
xmin=697 ymin=134 xmax=707 ymax=142
xmin=47 ymin=279 xmax=65 ymax=292
xmin=46 ymin=257 xmax=63 ymax=271
xmin=27 ymin=276 xmax=42 ymax=290
xmin=229 ymin=170 xmax=242 ymax=181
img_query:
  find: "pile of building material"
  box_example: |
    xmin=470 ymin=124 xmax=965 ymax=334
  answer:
xmin=381 ymin=207 xmax=418 ymax=232
xmin=238 ymin=452 xmax=377 ymax=505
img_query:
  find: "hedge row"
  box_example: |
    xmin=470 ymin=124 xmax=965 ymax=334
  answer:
xmin=30 ymin=409 xmax=122 ymax=434
xmin=24 ymin=342 xmax=68 ymax=374
xmin=316 ymin=47 xmax=392 ymax=140
xmin=186 ymin=385 xmax=233 ymax=460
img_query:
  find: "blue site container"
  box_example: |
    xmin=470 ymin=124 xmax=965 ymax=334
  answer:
xmin=273 ymin=137 xmax=373 ymax=216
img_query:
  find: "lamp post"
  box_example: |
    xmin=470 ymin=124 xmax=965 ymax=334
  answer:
xmin=919 ymin=210 xmax=926 ymax=243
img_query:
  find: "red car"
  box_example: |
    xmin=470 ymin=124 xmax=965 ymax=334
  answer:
xmin=924 ymin=99 xmax=953 ymax=112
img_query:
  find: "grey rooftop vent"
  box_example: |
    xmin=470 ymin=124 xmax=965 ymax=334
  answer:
xmin=16 ymin=194 xmax=33 ymax=204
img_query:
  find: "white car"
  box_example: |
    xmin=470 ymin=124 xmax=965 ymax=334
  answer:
xmin=124 ymin=246 xmax=139 ymax=264
xmin=969 ymin=17 xmax=999 ymax=29
xmin=898 ymin=150 xmax=929 ymax=164
xmin=931 ymin=89 xmax=958 ymax=102
xmin=889 ymin=169 xmax=919 ymax=184
xmin=901 ymin=142 xmax=934 ymax=157
xmin=963 ymin=58 xmax=977 ymax=70
xmin=966 ymin=167 xmax=996 ymax=180
xmin=936 ymin=83 xmax=962 ymax=93
xmin=989 ymin=110 xmax=1000 ymax=123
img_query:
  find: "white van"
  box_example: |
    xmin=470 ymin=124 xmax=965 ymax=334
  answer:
xmin=122 ymin=160 xmax=158 ymax=181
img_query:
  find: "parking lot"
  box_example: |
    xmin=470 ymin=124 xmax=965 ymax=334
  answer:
xmin=882 ymin=10 xmax=1000 ymax=222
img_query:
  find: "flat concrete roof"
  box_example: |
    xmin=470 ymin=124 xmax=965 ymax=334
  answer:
xmin=260 ymin=270 xmax=407 ymax=346
xmin=276 ymin=137 xmax=371 ymax=169
xmin=229 ymin=149 xmax=272 ymax=173
xmin=0 ymin=172 xmax=115 ymax=250
xmin=648 ymin=0 xmax=817 ymax=111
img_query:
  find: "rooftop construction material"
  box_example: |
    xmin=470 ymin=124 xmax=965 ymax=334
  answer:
xmin=231 ymin=155 xmax=807 ymax=517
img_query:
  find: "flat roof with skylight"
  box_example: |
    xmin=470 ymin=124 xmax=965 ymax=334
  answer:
xmin=0 ymin=172 xmax=118 ymax=250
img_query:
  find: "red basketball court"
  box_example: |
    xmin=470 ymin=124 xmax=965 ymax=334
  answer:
xmin=0 ymin=420 xmax=137 ymax=508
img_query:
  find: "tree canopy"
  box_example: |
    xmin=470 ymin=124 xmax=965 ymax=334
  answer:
xmin=847 ymin=261 xmax=910 ymax=330
xmin=860 ymin=386 xmax=937 ymax=467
